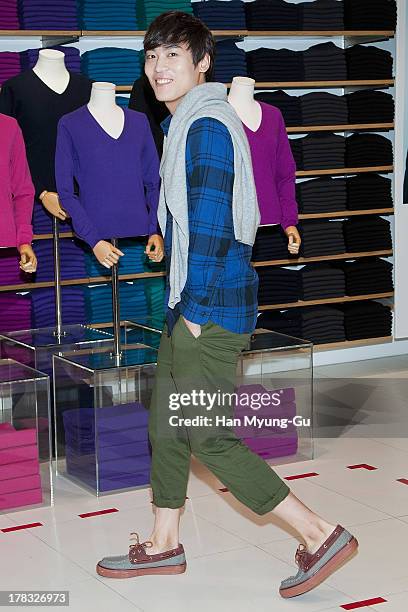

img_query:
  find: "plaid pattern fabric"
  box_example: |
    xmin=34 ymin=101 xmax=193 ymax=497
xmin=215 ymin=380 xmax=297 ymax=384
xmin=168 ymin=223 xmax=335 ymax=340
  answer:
xmin=162 ymin=115 xmax=259 ymax=335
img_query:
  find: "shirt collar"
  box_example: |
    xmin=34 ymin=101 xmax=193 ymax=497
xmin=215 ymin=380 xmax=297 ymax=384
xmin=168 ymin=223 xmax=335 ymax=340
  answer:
xmin=161 ymin=114 xmax=172 ymax=136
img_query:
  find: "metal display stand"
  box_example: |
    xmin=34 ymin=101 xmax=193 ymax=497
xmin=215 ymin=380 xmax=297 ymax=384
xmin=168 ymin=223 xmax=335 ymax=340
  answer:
xmin=52 ymin=217 xmax=66 ymax=340
xmin=0 ymin=220 xmax=113 ymax=388
xmin=110 ymin=238 xmax=121 ymax=365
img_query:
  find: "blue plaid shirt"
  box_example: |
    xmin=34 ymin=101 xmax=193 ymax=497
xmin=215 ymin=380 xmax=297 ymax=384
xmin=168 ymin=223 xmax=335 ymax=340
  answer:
xmin=162 ymin=115 xmax=259 ymax=335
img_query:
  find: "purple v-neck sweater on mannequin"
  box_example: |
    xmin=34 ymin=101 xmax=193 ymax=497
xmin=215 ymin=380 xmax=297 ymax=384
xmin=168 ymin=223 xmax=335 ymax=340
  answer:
xmin=242 ymin=101 xmax=298 ymax=228
xmin=55 ymin=105 xmax=160 ymax=248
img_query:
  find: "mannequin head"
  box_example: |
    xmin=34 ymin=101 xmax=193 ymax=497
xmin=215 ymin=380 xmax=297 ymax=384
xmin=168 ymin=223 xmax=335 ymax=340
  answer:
xmin=144 ymin=10 xmax=214 ymax=114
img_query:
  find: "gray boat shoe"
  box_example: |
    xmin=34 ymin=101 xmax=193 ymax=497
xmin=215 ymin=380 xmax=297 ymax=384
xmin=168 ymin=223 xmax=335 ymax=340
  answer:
xmin=280 ymin=524 xmax=358 ymax=598
xmin=96 ymin=532 xmax=187 ymax=579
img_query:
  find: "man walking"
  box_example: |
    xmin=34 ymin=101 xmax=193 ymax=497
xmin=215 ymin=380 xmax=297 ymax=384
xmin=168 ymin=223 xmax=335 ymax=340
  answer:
xmin=97 ymin=12 xmax=358 ymax=598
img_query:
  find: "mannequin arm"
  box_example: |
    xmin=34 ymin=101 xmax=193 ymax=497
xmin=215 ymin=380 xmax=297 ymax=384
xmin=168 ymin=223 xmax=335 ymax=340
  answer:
xmin=284 ymin=225 xmax=301 ymax=255
xmin=39 ymin=190 xmax=69 ymax=221
xmin=141 ymin=115 xmax=161 ymax=237
xmin=10 ymin=122 xmax=35 ymax=247
xmin=55 ymin=120 xmax=100 ymax=248
xmin=93 ymin=240 xmax=124 ymax=269
xmin=18 ymin=244 xmax=37 ymax=273
xmin=145 ymin=234 xmax=164 ymax=262
xmin=276 ymin=111 xmax=299 ymax=232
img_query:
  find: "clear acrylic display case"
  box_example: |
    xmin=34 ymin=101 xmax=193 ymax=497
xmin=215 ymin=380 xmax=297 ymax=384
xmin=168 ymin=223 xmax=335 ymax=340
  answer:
xmin=0 ymin=359 xmax=52 ymax=513
xmin=122 ymin=323 xmax=314 ymax=466
xmin=236 ymin=328 xmax=314 ymax=465
xmin=0 ymin=325 xmax=114 ymax=379
xmin=53 ymin=342 xmax=158 ymax=496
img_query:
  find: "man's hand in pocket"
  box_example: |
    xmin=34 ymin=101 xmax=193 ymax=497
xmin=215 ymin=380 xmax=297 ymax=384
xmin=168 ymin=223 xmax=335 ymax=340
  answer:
xmin=182 ymin=316 xmax=201 ymax=338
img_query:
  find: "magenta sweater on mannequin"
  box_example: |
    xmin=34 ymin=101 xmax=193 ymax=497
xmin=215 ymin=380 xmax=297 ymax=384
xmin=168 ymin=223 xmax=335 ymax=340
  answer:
xmin=0 ymin=113 xmax=34 ymax=247
xmin=242 ymin=101 xmax=298 ymax=228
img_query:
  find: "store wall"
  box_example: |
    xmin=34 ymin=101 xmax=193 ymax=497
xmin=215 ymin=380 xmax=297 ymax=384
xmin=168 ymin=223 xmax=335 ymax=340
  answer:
xmin=394 ymin=0 xmax=408 ymax=338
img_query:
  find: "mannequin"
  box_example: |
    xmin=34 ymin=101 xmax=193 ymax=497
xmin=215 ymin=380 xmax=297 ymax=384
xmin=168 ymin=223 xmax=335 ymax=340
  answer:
xmin=88 ymin=82 xmax=125 ymax=141
xmin=228 ymin=76 xmax=301 ymax=255
xmin=228 ymin=76 xmax=262 ymax=132
xmin=55 ymin=81 xmax=162 ymax=267
xmin=0 ymin=49 xmax=92 ymax=226
xmin=55 ymin=84 xmax=162 ymax=358
xmin=86 ymin=83 xmax=126 ymax=265
xmin=32 ymin=49 xmax=70 ymax=95
xmin=33 ymin=50 xmax=69 ymax=221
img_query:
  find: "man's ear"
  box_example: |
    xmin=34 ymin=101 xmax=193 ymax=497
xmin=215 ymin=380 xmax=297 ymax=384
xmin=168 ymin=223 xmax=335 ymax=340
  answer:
xmin=198 ymin=53 xmax=210 ymax=75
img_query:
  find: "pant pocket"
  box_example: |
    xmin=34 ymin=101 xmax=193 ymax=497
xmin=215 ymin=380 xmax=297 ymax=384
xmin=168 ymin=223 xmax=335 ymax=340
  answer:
xmin=178 ymin=316 xmax=201 ymax=341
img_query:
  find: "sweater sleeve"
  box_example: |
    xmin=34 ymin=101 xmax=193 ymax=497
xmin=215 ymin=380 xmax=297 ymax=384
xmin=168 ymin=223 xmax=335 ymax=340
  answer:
xmin=10 ymin=121 xmax=34 ymax=246
xmin=141 ymin=116 xmax=161 ymax=236
xmin=0 ymin=83 xmax=16 ymax=118
xmin=55 ymin=119 xmax=100 ymax=248
xmin=275 ymin=110 xmax=298 ymax=229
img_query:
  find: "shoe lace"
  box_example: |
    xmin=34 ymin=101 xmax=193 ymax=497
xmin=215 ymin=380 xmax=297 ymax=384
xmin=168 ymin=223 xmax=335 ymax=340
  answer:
xmin=129 ymin=532 xmax=153 ymax=553
xmin=295 ymin=543 xmax=308 ymax=567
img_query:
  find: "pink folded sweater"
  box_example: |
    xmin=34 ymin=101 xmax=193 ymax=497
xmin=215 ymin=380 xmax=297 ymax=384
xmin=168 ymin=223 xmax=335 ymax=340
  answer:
xmin=0 ymin=113 xmax=34 ymax=247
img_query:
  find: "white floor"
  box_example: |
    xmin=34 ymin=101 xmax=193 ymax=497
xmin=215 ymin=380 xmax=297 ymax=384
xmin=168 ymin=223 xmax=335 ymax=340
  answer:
xmin=1 ymin=356 xmax=408 ymax=611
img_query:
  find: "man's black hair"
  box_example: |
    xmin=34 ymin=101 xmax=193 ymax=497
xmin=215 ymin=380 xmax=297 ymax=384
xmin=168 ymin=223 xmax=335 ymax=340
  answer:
xmin=144 ymin=11 xmax=215 ymax=82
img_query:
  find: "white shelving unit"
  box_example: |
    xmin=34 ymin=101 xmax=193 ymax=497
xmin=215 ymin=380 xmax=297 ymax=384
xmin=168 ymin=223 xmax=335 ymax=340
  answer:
xmin=0 ymin=0 xmax=407 ymax=364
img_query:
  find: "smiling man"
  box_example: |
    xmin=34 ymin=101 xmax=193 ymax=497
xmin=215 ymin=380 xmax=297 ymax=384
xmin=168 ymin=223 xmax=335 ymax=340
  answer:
xmin=96 ymin=11 xmax=359 ymax=598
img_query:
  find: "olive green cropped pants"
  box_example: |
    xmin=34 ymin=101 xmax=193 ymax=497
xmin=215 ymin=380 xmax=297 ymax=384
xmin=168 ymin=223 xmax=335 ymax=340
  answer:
xmin=148 ymin=316 xmax=290 ymax=515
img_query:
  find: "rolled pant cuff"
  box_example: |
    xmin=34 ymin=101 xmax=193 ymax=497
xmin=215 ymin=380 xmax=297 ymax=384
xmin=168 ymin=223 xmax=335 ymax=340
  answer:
xmin=252 ymin=482 xmax=291 ymax=516
xmin=152 ymin=497 xmax=186 ymax=509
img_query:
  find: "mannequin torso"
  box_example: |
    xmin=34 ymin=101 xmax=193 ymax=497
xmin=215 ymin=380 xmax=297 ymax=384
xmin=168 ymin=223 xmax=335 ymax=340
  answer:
xmin=228 ymin=76 xmax=300 ymax=252
xmin=228 ymin=76 xmax=262 ymax=132
xmin=87 ymin=82 xmax=124 ymax=140
xmin=33 ymin=49 xmax=70 ymax=95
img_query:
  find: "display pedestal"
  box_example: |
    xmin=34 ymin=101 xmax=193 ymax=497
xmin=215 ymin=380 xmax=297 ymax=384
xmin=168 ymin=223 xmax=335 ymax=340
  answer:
xmin=53 ymin=341 xmax=157 ymax=496
xmin=120 ymin=322 xmax=314 ymax=466
xmin=0 ymin=216 xmax=115 ymax=377
xmin=237 ymin=329 xmax=314 ymax=464
xmin=0 ymin=359 xmax=52 ymax=514
xmin=0 ymin=325 xmax=114 ymax=379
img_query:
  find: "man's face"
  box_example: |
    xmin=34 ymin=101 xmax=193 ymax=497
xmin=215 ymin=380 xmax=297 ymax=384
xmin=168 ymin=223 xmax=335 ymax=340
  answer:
xmin=144 ymin=42 xmax=208 ymax=112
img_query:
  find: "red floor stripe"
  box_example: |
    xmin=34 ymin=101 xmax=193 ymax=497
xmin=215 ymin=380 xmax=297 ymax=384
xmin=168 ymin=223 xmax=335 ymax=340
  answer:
xmin=341 ymin=596 xmax=387 ymax=609
xmin=284 ymin=472 xmax=319 ymax=481
xmin=1 ymin=522 xmax=43 ymax=533
xmin=397 ymin=478 xmax=408 ymax=485
xmin=219 ymin=487 xmax=229 ymax=492
xmin=78 ymin=508 xmax=118 ymax=518
xmin=347 ymin=464 xmax=378 ymax=471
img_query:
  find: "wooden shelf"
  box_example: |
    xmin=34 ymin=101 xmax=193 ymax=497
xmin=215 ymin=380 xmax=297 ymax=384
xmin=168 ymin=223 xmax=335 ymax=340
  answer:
xmin=81 ymin=30 xmax=147 ymax=36
xmin=31 ymin=208 xmax=393 ymax=238
xmin=116 ymin=80 xmax=394 ymax=93
xmin=314 ymin=336 xmax=393 ymax=350
xmin=287 ymin=123 xmax=394 ymax=133
xmin=245 ymin=30 xmax=394 ymax=37
xmin=70 ymin=30 xmax=395 ymax=38
xmin=33 ymin=231 xmax=74 ymax=240
xmin=252 ymin=249 xmax=393 ymax=267
xmin=0 ymin=271 xmax=165 ymax=293
xmin=298 ymin=208 xmax=394 ymax=219
xmin=252 ymin=80 xmax=394 ymax=88
xmin=0 ymin=30 xmax=81 ymax=36
xmin=296 ymin=165 xmax=393 ymax=177
xmin=258 ymin=292 xmax=394 ymax=311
